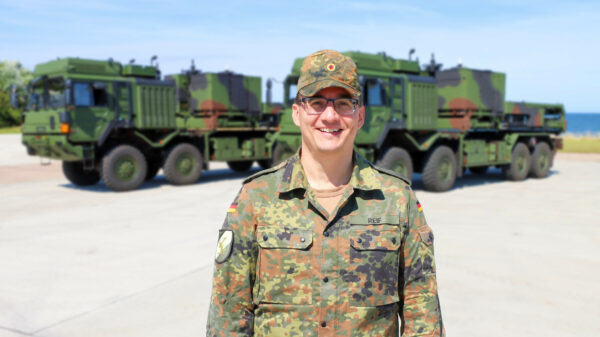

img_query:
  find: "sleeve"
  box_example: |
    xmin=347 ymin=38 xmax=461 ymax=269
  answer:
xmin=206 ymin=186 xmax=258 ymax=337
xmin=399 ymin=189 xmax=445 ymax=337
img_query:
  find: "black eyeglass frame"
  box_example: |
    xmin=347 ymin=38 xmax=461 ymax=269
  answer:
xmin=299 ymin=97 xmax=360 ymax=115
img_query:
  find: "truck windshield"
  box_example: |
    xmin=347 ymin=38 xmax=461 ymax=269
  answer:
xmin=25 ymin=76 xmax=66 ymax=111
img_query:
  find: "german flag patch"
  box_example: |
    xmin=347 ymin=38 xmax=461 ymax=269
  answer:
xmin=416 ymin=201 xmax=423 ymax=213
xmin=227 ymin=203 xmax=238 ymax=213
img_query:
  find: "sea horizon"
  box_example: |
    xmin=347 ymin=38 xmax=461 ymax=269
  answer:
xmin=565 ymin=112 xmax=600 ymax=135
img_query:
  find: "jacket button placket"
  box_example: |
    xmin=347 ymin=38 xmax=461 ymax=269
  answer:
xmin=318 ymin=217 xmax=340 ymax=336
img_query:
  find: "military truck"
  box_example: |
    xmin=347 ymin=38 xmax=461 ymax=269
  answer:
xmin=21 ymin=58 xmax=278 ymax=191
xmin=274 ymin=51 xmax=566 ymax=192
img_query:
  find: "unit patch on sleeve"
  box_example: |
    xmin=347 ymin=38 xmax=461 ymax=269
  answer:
xmin=215 ymin=230 xmax=234 ymax=263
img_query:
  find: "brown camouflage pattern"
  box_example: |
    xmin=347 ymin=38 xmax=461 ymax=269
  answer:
xmin=298 ymin=49 xmax=361 ymax=98
xmin=207 ymin=151 xmax=445 ymax=336
xmin=507 ymin=102 xmax=543 ymax=127
xmin=199 ymin=100 xmax=227 ymax=129
xmin=436 ymin=67 xmax=505 ymax=114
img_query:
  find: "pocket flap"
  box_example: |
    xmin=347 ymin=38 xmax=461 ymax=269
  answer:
xmin=350 ymin=228 xmax=401 ymax=251
xmin=257 ymin=228 xmax=313 ymax=249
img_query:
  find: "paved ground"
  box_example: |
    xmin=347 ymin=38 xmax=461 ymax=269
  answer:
xmin=1 ymin=134 xmax=599 ymax=337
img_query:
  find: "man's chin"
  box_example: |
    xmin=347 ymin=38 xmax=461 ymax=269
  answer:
xmin=313 ymin=144 xmax=348 ymax=155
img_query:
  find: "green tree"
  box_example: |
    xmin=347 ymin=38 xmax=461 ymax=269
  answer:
xmin=0 ymin=90 xmax=20 ymax=126
xmin=0 ymin=60 xmax=33 ymax=92
xmin=0 ymin=60 xmax=32 ymax=126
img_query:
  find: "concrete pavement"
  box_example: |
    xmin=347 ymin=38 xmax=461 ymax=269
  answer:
xmin=0 ymin=134 xmax=599 ymax=337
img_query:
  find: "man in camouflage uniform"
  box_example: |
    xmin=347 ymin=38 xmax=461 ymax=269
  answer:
xmin=207 ymin=49 xmax=445 ymax=337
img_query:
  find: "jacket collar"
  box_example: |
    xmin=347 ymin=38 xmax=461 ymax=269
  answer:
xmin=277 ymin=149 xmax=379 ymax=193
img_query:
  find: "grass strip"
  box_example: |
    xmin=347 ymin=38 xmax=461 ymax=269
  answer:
xmin=0 ymin=126 xmax=21 ymax=134
xmin=560 ymin=133 xmax=600 ymax=154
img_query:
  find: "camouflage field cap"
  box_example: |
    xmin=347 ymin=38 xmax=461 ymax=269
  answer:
xmin=298 ymin=49 xmax=361 ymax=98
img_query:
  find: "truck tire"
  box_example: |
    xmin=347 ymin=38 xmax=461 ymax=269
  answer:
xmin=272 ymin=143 xmax=294 ymax=166
xmin=101 ymin=145 xmax=147 ymax=192
xmin=376 ymin=147 xmax=413 ymax=182
xmin=422 ymin=145 xmax=457 ymax=192
xmin=503 ymin=142 xmax=531 ymax=181
xmin=227 ymin=160 xmax=254 ymax=172
xmin=62 ymin=161 xmax=100 ymax=186
xmin=145 ymin=161 xmax=161 ymax=181
xmin=163 ymin=143 xmax=203 ymax=185
xmin=469 ymin=166 xmax=489 ymax=175
xmin=530 ymin=142 xmax=552 ymax=178
xmin=257 ymin=159 xmax=272 ymax=170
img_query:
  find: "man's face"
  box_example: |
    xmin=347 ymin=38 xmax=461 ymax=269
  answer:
xmin=292 ymin=86 xmax=365 ymax=157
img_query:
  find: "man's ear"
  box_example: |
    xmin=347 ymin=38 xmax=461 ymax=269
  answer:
xmin=357 ymin=105 xmax=365 ymax=129
xmin=292 ymin=103 xmax=301 ymax=127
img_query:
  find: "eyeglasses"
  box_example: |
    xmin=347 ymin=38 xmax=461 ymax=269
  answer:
xmin=299 ymin=97 xmax=359 ymax=115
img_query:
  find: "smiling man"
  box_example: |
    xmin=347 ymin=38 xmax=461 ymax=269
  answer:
xmin=207 ymin=49 xmax=445 ymax=337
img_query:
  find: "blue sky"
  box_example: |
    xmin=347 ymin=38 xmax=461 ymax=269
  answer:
xmin=1 ymin=0 xmax=599 ymax=112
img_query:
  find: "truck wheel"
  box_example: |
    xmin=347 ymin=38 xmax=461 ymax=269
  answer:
xmin=227 ymin=160 xmax=254 ymax=172
xmin=469 ymin=166 xmax=489 ymax=175
xmin=503 ymin=143 xmax=531 ymax=181
xmin=257 ymin=159 xmax=272 ymax=170
xmin=101 ymin=145 xmax=147 ymax=192
xmin=145 ymin=161 xmax=161 ymax=181
xmin=376 ymin=147 xmax=413 ymax=182
xmin=62 ymin=161 xmax=100 ymax=186
xmin=530 ymin=142 xmax=552 ymax=178
xmin=163 ymin=143 xmax=203 ymax=185
xmin=422 ymin=145 xmax=457 ymax=192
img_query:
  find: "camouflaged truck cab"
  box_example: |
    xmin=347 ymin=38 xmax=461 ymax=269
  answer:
xmin=275 ymin=51 xmax=566 ymax=192
xmin=21 ymin=58 xmax=279 ymax=191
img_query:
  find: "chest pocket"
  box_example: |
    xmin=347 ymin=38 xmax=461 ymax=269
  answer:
xmin=256 ymin=227 xmax=314 ymax=305
xmin=346 ymin=216 xmax=403 ymax=307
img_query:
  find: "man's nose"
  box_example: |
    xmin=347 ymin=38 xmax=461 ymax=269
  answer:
xmin=320 ymin=101 xmax=339 ymax=121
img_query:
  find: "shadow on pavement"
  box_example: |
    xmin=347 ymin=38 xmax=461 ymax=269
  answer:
xmin=195 ymin=167 xmax=263 ymax=184
xmin=62 ymin=166 xmax=560 ymax=193
xmin=61 ymin=167 xmax=263 ymax=193
xmin=411 ymin=167 xmax=560 ymax=191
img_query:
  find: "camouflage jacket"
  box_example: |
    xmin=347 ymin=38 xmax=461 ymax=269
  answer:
xmin=207 ymin=151 xmax=445 ymax=337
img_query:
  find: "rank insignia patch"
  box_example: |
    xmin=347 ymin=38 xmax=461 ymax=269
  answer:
xmin=215 ymin=230 xmax=233 ymax=263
